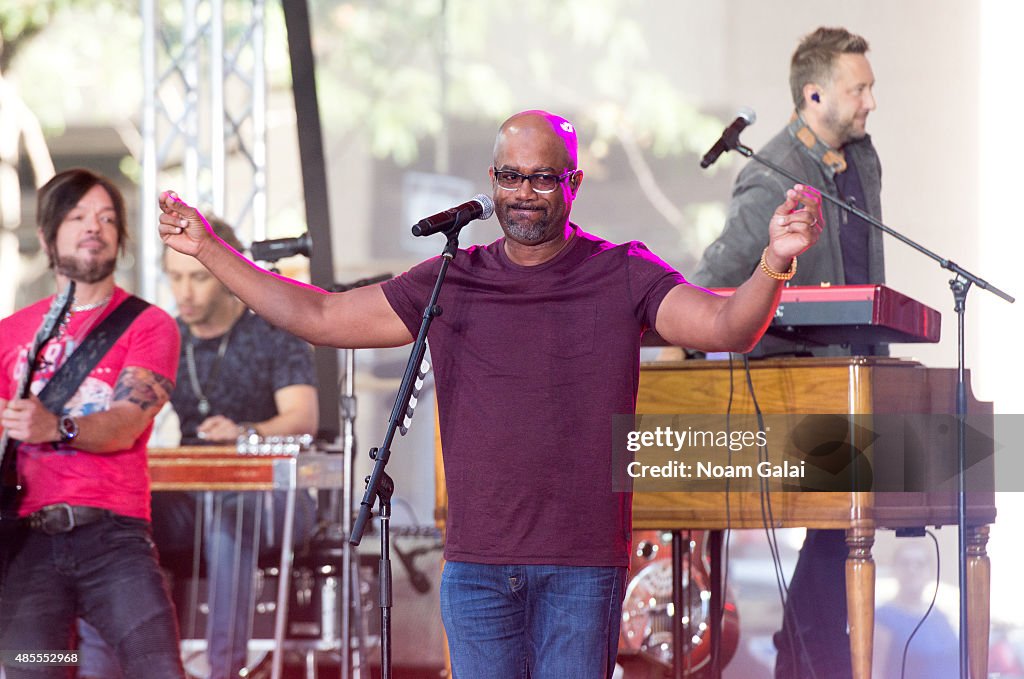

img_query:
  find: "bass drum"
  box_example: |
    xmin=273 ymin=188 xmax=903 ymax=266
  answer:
xmin=618 ymin=531 xmax=739 ymax=677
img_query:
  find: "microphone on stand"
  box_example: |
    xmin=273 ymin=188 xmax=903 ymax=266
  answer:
xmin=411 ymin=194 xmax=495 ymax=237
xmin=700 ymin=108 xmax=756 ymax=169
xmin=250 ymin=232 xmax=313 ymax=262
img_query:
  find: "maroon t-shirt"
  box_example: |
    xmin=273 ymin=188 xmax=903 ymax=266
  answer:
xmin=382 ymin=227 xmax=684 ymax=567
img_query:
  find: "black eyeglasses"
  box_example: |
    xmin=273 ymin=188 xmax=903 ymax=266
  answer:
xmin=492 ymin=168 xmax=578 ymax=193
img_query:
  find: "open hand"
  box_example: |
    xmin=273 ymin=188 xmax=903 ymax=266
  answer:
xmin=765 ymin=184 xmax=824 ymax=271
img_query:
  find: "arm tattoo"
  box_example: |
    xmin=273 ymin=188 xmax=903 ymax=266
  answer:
xmin=112 ymin=367 xmax=174 ymax=412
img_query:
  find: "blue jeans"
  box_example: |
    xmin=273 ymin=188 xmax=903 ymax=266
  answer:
xmin=439 ymin=561 xmax=626 ymax=679
xmin=0 ymin=514 xmax=184 ymax=679
xmin=78 ymin=490 xmax=315 ymax=679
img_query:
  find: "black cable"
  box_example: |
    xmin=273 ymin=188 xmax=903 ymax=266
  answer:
xmin=741 ymin=355 xmax=820 ymax=679
xmin=740 ymin=356 xmax=785 ymax=590
xmin=716 ymin=353 xmax=736 ymax=675
xmin=743 ymin=356 xmax=794 ymax=667
xmin=899 ymin=530 xmax=942 ymax=679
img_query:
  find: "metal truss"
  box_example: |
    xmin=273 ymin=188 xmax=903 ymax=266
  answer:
xmin=139 ymin=0 xmax=267 ymax=301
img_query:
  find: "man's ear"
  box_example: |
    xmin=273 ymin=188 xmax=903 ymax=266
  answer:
xmin=569 ymin=169 xmax=583 ymax=197
xmin=803 ymin=83 xmax=822 ymax=108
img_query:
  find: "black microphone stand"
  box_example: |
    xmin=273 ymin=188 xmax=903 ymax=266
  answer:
xmin=349 ymin=228 xmax=464 ymax=679
xmin=322 ymin=273 xmax=393 ymax=679
xmin=727 ymin=138 xmax=1014 ymax=679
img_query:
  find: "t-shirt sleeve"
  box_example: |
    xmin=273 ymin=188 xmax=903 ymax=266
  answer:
xmin=626 ymin=242 xmax=687 ymax=330
xmin=122 ymin=305 xmax=181 ymax=385
xmin=380 ymin=257 xmax=442 ymax=338
xmin=269 ymin=327 xmax=317 ymax=392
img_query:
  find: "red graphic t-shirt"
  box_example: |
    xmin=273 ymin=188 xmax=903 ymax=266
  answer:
xmin=0 ymin=287 xmax=179 ymax=520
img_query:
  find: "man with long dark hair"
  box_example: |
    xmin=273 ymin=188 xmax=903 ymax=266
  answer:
xmin=0 ymin=169 xmax=185 ymax=678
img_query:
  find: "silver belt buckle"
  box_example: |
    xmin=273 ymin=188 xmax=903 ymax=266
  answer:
xmin=44 ymin=502 xmax=76 ymax=534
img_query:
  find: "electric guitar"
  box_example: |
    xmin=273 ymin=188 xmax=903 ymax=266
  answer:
xmin=618 ymin=530 xmax=741 ymax=677
xmin=0 ymin=282 xmax=76 ymax=523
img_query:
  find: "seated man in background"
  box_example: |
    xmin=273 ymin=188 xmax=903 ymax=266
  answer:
xmin=79 ymin=217 xmax=319 ymax=679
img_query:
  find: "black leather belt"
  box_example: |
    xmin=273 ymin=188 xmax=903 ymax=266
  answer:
xmin=27 ymin=503 xmax=110 ymax=535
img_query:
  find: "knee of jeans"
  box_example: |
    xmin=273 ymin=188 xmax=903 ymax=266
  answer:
xmin=114 ymin=610 xmax=182 ymax=673
xmin=77 ymin=620 xmax=122 ymax=678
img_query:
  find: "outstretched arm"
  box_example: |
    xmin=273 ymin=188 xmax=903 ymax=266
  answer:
xmin=655 ymin=184 xmax=823 ymax=352
xmin=158 ymin=191 xmax=413 ymax=349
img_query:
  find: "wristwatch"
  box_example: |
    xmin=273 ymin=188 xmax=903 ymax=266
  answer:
xmin=58 ymin=415 xmax=79 ymax=443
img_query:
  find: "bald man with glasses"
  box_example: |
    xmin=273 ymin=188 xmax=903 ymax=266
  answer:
xmin=157 ymin=109 xmax=823 ymax=678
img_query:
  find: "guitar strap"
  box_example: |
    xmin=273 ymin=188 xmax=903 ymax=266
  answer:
xmin=1 ymin=294 xmax=147 ymax=597
xmin=37 ymin=295 xmax=150 ymax=414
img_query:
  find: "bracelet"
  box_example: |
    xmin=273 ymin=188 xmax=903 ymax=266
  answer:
xmin=759 ymin=247 xmax=797 ymax=281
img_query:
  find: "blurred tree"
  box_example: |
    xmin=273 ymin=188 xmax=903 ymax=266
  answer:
xmin=307 ymin=0 xmax=724 ymax=251
xmin=0 ymin=0 xmax=727 ymax=310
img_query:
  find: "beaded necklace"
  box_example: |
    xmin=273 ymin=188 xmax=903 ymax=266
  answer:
xmin=183 ymin=319 xmax=239 ymax=417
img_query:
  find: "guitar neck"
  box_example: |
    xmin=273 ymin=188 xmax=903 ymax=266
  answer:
xmin=0 ymin=359 xmax=33 ymax=452
xmin=0 ymin=339 xmax=38 ymax=454
xmin=0 ymin=361 xmax=35 ymax=518
xmin=0 ymin=282 xmax=75 ymax=519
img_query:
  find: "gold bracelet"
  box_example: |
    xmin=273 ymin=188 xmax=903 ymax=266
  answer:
xmin=759 ymin=247 xmax=797 ymax=281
